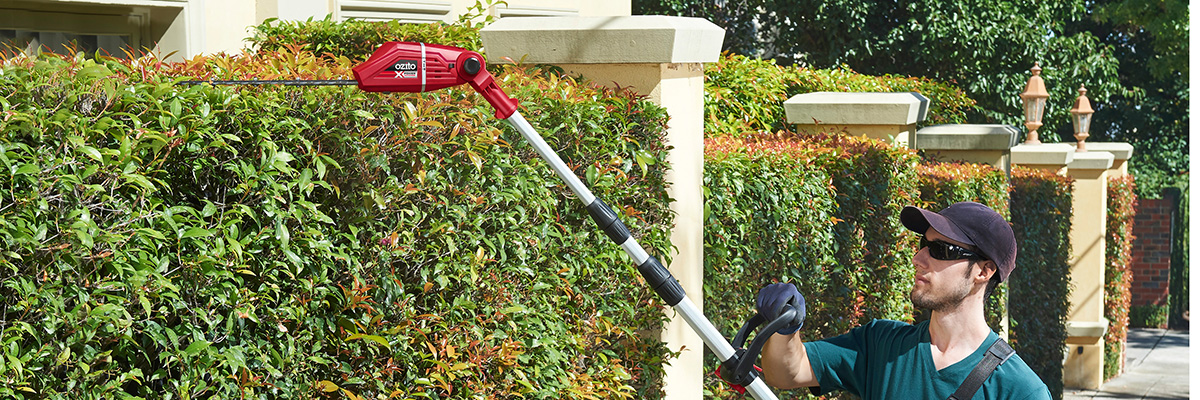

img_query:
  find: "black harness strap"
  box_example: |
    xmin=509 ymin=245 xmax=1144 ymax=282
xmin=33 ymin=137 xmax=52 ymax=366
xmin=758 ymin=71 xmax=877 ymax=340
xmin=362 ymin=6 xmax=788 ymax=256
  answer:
xmin=948 ymin=338 xmax=1016 ymax=400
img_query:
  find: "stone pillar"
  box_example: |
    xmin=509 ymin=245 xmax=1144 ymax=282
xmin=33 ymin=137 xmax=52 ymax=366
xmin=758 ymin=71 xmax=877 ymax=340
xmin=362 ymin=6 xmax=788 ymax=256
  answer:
xmin=1084 ymin=142 xmax=1134 ymax=179
xmin=1061 ymin=151 xmax=1115 ymax=390
xmin=1010 ymin=143 xmax=1076 ymax=176
xmin=784 ymin=92 xmax=930 ymax=147
xmin=481 ymin=16 xmax=724 ymax=399
xmin=913 ymin=124 xmax=1020 ymax=172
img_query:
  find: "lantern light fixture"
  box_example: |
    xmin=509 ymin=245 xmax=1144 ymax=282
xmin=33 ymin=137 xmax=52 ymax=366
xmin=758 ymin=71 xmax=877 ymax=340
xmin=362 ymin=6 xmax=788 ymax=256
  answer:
xmin=1019 ymin=63 xmax=1049 ymax=145
xmin=1069 ymin=85 xmax=1094 ymax=152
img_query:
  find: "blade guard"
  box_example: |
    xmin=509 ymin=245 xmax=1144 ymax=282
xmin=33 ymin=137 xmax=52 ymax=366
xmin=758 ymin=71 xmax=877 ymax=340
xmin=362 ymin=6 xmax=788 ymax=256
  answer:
xmin=352 ymin=42 xmax=518 ymax=119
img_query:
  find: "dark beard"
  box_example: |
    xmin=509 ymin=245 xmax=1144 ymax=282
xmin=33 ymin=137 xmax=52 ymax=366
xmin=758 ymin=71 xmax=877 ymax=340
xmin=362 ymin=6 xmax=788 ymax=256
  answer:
xmin=911 ymin=286 xmax=968 ymax=311
xmin=911 ymin=269 xmax=975 ymax=312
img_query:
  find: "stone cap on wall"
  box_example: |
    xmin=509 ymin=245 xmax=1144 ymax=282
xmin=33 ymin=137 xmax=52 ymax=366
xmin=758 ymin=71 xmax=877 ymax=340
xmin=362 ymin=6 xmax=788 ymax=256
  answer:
xmin=479 ymin=16 xmax=725 ymax=64
xmin=914 ymin=124 xmax=1020 ymax=150
xmin=1067 ymin=151 xmax=1115 ymax=170
xmin=1066 ymin=320 xmax=1109 ymax=338
xmin=1011 ymin=143 xmax=1076 ymax=166
xmin=784 ymin=92 xmax=929 ymax=126
xmin=1080 ymin=142 xmax=1135 ymax=161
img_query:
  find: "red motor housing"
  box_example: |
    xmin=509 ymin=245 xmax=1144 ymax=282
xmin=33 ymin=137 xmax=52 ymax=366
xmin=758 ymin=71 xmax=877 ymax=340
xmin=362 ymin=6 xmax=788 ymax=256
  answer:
xmin=352 ymin=42 xmax=518 ymax=119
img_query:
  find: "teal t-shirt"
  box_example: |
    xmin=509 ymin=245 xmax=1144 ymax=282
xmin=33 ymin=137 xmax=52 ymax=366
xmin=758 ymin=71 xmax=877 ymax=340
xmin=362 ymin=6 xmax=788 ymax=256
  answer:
xmin=803 ymin=319 xmax=1051 ymax=400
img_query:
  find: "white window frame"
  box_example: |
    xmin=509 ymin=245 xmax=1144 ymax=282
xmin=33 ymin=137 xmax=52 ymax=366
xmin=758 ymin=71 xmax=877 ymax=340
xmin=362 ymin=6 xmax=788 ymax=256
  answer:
xmin=1 ymin=3 xmax=152 ymax=57
xmin=338 ymin=0 xmax=452 ymax=23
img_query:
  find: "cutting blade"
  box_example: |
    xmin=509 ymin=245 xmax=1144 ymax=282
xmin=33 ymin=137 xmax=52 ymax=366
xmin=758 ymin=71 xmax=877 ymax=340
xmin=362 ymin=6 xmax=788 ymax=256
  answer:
xmin=178 ymin=79 xmax=359 ymax=86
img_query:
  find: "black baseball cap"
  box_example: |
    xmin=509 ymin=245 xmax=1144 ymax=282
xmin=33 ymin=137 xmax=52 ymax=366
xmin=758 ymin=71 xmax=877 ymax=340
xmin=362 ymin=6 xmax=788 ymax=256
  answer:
xmin=900 ymin=202 xmax=1017 ymax=282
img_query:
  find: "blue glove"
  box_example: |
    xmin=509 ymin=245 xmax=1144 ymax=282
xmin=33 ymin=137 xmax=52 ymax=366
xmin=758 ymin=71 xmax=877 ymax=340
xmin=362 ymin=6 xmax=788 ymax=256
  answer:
xmin=756 ymin=283 xmax=807 ymax=335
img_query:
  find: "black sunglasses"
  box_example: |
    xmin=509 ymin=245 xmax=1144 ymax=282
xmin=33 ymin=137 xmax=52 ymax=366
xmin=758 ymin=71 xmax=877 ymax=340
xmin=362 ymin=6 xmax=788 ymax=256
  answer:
xmin=920 ymin=237 xmax=987 ymax=261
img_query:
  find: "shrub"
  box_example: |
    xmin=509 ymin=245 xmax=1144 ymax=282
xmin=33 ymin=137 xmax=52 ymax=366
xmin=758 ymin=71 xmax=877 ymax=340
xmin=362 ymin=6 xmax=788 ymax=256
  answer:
xmin=1129 ymin=304 xmax=1169 ymax=329
xmin=701 ymin=132 xmax=919 ymax=398
xmin=1166 ymin=185 xmax=1189 ymax=329
xmin=820 ymin=134 xmax=922 ymax=327
xmin=248 ymin=17 xmax=482 ymax=62
xmin=703 ymin=53 xmax=976 ymax=137
xmin=916 ymin=160 xmax=1010 ymax=330
xmin=0 ymin=44 xmax=674 ymax=398
xmin=703 ymin=55 xmax=795 ymax=137
xmin=1104 ymin=175 xmax=1137 ymax=379
xmin=1008 ymin=166 xmax=1074 ymax=399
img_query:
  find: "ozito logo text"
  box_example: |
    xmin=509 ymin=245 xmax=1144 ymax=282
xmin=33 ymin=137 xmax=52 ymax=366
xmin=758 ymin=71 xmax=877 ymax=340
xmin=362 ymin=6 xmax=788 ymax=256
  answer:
xmin=385 ymin=59 xmax=419 ymax=78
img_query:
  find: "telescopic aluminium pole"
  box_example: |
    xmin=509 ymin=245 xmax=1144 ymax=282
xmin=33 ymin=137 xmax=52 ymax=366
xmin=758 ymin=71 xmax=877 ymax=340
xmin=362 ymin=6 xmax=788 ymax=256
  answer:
xmin=504 ymin=112 xmax=778 ymax=400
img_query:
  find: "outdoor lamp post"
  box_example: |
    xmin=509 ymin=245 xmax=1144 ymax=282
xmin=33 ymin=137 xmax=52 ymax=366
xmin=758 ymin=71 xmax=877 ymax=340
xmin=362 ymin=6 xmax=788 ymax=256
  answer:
xmin=1069 ymin=85 xmax=1094 ymax=152
xmin=1019 ymin=63 xmax=1049 ymax=144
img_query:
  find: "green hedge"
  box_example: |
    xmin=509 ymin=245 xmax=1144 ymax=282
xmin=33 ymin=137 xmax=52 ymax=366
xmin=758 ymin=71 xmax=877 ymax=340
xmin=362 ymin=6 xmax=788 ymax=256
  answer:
xmin=1129 ymin=304 xmax=1170 ymax=328
xmin=1167 ymin=185 xmax=1188 ymax=328
xmin=916 ymin=160 xmax=1010 ymax=329
xmin=1008 ymin=166 xmax=1074 ymax=400
xmin=822 ymin=135 xmax=921 ymax=327
xmin=1104 ymin=175 xmax=1137 ymax=379
xmin=249 ymin=17 xmax=482 ymax=62
xmin=701 ymin=133 xmax=919 ymax=398
xmin=704 ymin=53 xmax=976 ymax=137
xmin=0 ymin=44 xmax=675 ymax=398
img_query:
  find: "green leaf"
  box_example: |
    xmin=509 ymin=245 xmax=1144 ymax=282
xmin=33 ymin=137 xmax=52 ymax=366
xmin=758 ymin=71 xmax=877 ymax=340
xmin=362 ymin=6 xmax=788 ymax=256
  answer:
xmin=276 ymin=219 xmax=290 ymax=247
xmin=135 ymin=228 xmax=167 ymax=241
xmin=75 ymin=229 xmax=93 ymax=249
xmin=56 ymin=347 xmax=71 ymax=366
xmin=122 ymin=174 xmax=156 ymax=191
xmin=181 ymin=227 xmax=213 ymax=239
xmin=345 ymin=333 xmax=390 ymax=349
xmin=183 ymin=340 xmax=210 ymax=356
xmin=634 ymin=149 xmax=655 ymax=177
xmin=201 ymin=201 xmax=217 ymax=217
xmin=14 ymin=163 xmax=39 ymax=175
xmin=78 ymin=64 xmax=113 ymax=79
xmin=282 ymin=248 xmax=302 ymax=266
xmin=317 ymin=380 xmax=339 ymax=392
xmin=78 ymin=145 xmax=102 ymax=162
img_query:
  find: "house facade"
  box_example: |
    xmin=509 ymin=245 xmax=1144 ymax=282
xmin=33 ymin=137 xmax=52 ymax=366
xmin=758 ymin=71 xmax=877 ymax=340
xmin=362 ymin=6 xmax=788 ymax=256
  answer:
xmin=1 ymin=0 xmax=632 ymax=59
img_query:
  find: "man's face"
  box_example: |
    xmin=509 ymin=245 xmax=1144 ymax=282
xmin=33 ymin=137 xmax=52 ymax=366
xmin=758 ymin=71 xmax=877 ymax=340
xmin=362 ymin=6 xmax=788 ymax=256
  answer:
xmin=910 ymin=227 xmax=978 ymax=311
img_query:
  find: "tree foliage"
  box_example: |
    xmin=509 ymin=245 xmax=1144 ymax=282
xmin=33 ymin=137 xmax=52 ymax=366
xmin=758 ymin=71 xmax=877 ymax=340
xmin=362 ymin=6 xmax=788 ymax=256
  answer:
xmin=634 ymin=0 xmax=1187 ymax=197
xmin=1066 ymin=0 xmax=1189 ymax=198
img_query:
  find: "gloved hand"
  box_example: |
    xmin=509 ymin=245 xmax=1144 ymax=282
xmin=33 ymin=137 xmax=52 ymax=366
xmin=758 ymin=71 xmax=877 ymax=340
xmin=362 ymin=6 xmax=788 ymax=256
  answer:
xmin=756 ymin=283 xmax=807 ymax=335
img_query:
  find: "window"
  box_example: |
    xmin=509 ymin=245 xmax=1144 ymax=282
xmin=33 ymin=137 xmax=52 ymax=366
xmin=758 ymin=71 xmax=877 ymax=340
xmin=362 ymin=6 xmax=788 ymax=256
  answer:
xmin=1 ymin=29 xmax=132 ymax=58
xmin=1 ymin=4 xmax=148 ymax=58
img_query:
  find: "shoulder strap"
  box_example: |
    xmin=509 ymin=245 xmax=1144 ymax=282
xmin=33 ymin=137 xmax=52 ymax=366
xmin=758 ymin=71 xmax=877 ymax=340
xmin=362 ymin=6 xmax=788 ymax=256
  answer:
xmin=947 ymin=338 xmax=1016 ymax=400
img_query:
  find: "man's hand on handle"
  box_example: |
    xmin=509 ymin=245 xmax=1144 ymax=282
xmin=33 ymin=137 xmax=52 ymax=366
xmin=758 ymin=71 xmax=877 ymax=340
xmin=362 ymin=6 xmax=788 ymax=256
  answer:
xmin=757 ymin=283 xmax=819 ymax=389
xmin=756 ymin=283 xmax=807 ymax=335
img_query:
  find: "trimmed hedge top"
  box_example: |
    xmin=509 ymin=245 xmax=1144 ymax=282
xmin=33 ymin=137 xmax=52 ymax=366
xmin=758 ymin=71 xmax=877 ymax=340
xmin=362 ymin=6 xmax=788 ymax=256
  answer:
xmin=704 ymin=53 xmax=977 ymax=137
xmin=249 ymin=18 xmax=482 ymax=62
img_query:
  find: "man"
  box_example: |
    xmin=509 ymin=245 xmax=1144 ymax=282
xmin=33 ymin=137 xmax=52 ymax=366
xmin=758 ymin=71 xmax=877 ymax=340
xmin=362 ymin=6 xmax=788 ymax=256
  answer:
xmin=757 ymin=202 xmax=1051 ymax=399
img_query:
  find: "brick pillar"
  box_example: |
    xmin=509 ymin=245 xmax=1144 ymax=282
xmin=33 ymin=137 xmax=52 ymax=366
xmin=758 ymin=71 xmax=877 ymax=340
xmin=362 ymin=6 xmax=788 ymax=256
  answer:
xmin=1130 ymin=193 xmax=1177 ymax=307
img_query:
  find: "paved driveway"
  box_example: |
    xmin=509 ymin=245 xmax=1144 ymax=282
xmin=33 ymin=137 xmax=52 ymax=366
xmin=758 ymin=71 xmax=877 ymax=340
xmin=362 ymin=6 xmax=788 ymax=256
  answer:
xmin=1063 ymin=329 xmax=1189 ymax=400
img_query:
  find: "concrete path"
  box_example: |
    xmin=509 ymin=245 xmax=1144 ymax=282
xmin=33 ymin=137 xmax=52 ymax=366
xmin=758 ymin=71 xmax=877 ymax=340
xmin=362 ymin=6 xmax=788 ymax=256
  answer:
xmin=1063 ymin=328 xmax=1190 ymax=400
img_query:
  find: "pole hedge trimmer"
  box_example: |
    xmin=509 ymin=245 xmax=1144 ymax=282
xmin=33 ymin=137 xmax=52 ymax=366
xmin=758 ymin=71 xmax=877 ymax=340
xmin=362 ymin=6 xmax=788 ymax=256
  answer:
xmin=182 ymin=42 xmax=802 ymax=399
